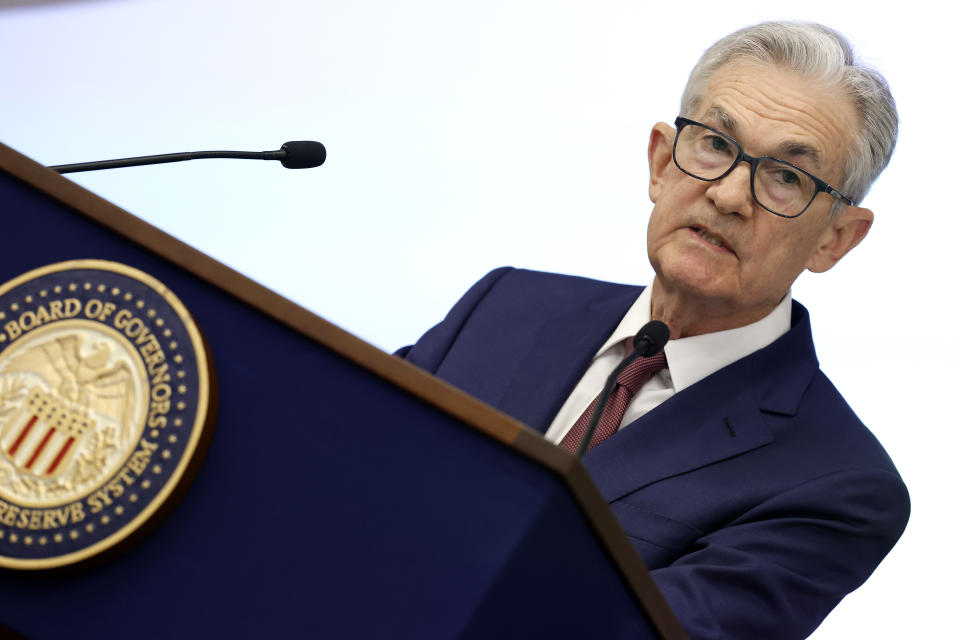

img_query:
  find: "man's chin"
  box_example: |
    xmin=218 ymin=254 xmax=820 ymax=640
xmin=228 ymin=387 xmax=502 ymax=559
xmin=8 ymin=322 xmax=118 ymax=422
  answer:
xmin=653 ymin=260 xmax=738 ymax=302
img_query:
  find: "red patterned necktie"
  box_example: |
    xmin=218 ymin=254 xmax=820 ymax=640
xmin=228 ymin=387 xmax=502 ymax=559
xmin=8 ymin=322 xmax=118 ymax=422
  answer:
xmin=559 ymin=347 xmax=668 ymax=453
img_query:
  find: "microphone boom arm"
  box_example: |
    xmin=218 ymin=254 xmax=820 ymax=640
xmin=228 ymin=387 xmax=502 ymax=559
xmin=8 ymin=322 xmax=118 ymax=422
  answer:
xmin=575 ymin=321 xmax=670 ymax=458
xmin=50 ymin=141 xmax=324 ymax=174
xmin=51 ymin=150 xmax=281 ymax=174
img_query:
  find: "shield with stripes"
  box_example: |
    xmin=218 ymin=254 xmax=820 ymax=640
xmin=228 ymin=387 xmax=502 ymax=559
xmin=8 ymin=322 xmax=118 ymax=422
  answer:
xmin=1 ymin=387 xmax=95 ymax=477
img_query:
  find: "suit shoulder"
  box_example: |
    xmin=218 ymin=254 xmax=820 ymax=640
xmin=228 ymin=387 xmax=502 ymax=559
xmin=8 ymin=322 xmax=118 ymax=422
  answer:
xmin=797 ymin=369 xmax=905 ymax=478
xmin=397 ymin=267 xmax=640 ymax=373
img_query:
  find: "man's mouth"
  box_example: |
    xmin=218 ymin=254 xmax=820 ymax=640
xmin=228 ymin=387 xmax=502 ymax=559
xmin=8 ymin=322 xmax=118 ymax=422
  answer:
xmin=690 ymin=226 xmax=734 ymax=254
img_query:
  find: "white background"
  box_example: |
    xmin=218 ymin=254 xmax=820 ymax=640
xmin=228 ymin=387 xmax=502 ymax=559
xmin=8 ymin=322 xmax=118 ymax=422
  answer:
xmin=0 ymin=1 xmax=952 ymax=637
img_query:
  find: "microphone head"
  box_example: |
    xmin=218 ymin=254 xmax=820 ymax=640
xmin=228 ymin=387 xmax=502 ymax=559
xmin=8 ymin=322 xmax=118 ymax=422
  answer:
xmin=633 ymin=320 xmax=670 ymax=356
xmin=280 ymin=141 xmax=326 ymax=169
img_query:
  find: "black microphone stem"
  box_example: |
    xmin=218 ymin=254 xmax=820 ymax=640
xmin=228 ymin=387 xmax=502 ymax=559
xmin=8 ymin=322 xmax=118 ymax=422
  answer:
xmin=575 ymin=347 xmax=647 ymax=458
xmin=51 ymin=150 xmax=283 ymax=174
xmin=574 ymin=320 xmax=669 ymax=458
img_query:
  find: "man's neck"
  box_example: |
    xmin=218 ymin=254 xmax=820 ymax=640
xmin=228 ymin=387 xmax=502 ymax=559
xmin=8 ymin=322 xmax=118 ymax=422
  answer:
xmin=649 ymin=278 xmax=783 ymax=339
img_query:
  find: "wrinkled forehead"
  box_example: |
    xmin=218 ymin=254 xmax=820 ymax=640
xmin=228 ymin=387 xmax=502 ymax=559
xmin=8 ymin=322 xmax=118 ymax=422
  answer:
xmin=702 ymin=105 xmax=827 ymax=172
xmin=693 ymin=61 xmax=858 ymax=177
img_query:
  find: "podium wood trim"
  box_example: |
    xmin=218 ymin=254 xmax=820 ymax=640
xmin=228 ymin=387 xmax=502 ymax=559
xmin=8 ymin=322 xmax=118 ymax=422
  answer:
xmin=0 ymin=141 xmax=688 ymax=640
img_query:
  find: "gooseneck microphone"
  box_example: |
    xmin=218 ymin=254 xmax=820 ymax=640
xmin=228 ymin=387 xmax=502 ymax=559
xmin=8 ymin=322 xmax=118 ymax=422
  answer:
xmin=50 ymin=141 xmax=326 ymax=174
xmin=575 ymin=320 xmax=670 ymax=457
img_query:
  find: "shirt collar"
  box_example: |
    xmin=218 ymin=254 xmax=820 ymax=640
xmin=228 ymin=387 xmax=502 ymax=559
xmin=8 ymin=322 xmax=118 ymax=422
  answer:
xmin=595 ymin=286 xmax=793 ymax=392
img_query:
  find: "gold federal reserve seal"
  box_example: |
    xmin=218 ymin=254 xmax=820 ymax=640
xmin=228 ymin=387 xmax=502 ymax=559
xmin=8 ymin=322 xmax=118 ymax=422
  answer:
xmin=0 ymin=260 xmax=215 ymax=569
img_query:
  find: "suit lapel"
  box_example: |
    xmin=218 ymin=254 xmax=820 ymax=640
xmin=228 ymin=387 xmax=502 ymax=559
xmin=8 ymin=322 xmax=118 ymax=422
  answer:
xmin=488 ymin=271 xmax=821 ymax=505
xmin=584 ymin=300 xmax=819 ymax=502
xmin=583 ymin=358 xmax=774 ymax=502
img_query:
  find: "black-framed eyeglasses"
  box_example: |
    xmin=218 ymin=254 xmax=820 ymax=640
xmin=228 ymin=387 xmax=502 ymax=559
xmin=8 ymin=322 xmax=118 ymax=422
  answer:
xmin=672 ymin=117 xmax=854 ymax=218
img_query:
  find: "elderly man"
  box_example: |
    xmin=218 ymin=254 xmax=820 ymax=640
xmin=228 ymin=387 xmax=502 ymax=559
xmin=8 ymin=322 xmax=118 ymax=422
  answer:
xmin=399 ymin=21 xmax=908 ymax=640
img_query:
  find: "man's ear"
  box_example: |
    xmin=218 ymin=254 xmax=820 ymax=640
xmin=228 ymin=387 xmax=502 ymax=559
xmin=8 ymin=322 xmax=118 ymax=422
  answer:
xmin=806 ymin=205 xmax=874 ymax=273
xmin=648 ymin=122 xmax=676 ymax=203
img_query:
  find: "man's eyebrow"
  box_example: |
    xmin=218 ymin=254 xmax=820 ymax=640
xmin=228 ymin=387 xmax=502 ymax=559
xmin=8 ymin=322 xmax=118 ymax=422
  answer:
xmin=777 ymin=141 xmax=822 ymax=170
xmin=704 ymin=106 xmax=739 ymax=135
xmin=704 ymin=105 xmax=823 ymax=170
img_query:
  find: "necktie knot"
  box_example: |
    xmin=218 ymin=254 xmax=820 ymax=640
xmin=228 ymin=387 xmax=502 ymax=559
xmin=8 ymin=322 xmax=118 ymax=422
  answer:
xmin=615 ymin=350 xmax=668 ymax=396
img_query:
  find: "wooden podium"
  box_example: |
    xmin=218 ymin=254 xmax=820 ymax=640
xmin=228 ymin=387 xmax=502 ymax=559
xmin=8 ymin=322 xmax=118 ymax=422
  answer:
xmin=0 ymin=143 xmax=687 ymax=639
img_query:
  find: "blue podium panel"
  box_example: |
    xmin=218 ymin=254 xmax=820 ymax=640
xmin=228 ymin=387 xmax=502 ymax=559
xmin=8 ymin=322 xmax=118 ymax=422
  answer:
xmin=0 ymin=159 xmax=675 ymax=639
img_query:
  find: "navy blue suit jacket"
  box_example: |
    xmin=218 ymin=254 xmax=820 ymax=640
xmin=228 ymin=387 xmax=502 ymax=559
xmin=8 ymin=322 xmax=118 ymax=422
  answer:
xmin=399 ymin=267 xmax=909 ymax=640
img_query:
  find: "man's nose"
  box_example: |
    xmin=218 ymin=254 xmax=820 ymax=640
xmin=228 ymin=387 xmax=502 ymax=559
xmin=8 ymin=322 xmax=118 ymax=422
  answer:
xmin=705 ymin=161 xmax=755 ymax=216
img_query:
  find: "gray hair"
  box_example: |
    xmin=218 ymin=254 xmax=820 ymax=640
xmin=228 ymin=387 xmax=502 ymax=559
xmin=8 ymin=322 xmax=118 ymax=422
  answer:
xmin=679 ymin=22 xmax=897 ymax=214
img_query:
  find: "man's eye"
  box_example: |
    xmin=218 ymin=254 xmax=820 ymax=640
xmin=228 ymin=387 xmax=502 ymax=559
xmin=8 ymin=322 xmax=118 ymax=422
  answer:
xmin=708 ymin=135 xmax=729 ymax=152
xmin=778 ymin=169 xmax=801 ymax=185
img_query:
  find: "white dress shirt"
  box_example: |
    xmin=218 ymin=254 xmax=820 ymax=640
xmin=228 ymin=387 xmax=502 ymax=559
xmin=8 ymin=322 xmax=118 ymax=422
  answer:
xmin=543 ymin=286 xmax=793 ymax=445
